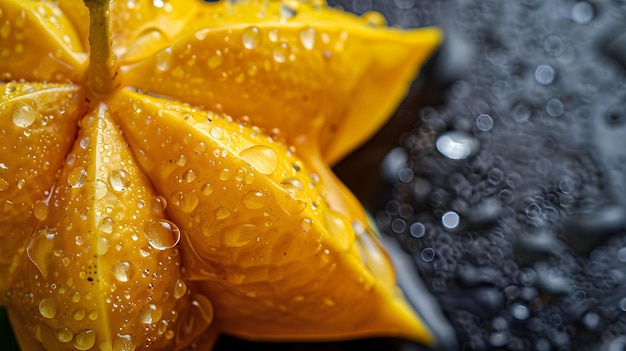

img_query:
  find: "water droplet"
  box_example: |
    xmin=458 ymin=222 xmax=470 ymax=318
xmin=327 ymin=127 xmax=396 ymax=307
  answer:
xmin=68 ymin=167 xmax=88 ymax=188
xmin=280 ymin=2 xmax=297 ymax=18
xmin=272 ymin=42 xmax=289 ymax=63
xmin=242 ymin=190 xmax=268 ymax=210
xmin=176 ymin=294 xmax=213 ymax=343
xmin=215 ymin=207 xmax=231 ymax=220
xmin=476 ymin=113 xmax=494 ymax=131
xmin=436 ymin=131 xmax=479 ymax=160
xmin=152 ymin=195 xmax=167 ymax=212
xmin=56 ymin=328 xmax=73 ymax=343
xmin=442 ymin=211 xmax=460 ymax=229
xmin=38 ymin=297 xmax=58 ymax=318
xmin=175 ymin=154 xmax=187 ymax=167
xmin=546 ymin=98 xmax=564 ymax=117
xmin=200 ymin=184 xmax=213 ymax=196
xmin=155 ymin=47 xmax=172 ymax=71
xmin=242 ymin=26 xmax=261 ymax=49
xmin=572 ymin=2 xmax=594 ymax=24
xmin=99 ymin=217 xmax=114 ymax=234
xmin=94 ymin=180 xmax=108 ymax=199
xmin=180 ymin=191 xmax=199 ymax=213
xmin=109 ymin=169 xmax=128 ymax=192
xmin=182 ymin=169 xmax=197 ymax=183
xmin=27 ymin=229 xmax=56 ymax=277
xmin=113 ymin=261 xmax=133 ymax=282
xmin=73 ymin=308 xmax=86 ymax=321
xmin=173 ymin=279 xmax=187 ymax=299
xmin=96 ymin=237 xmax=110 ymax=255
xmin=535 ymin=64 xmax=555 ymax=85
xmin=210 ymin=126 xmax=223 ymax=139
xmin=144 ymin=219 xmax=181 ymax=250
xmin=219 ymin=168 xmax=231 ymax=181
xmin=277 ymin=178 xmax=306 ymax=215
xmin=207 ymin=50 xmax=223 ymax=69
xmin=11 ymin=102 xmax=38 ymax=128
xmin=410 ymin=222 xmax=426 ymax=238
xmin=299 ymin=27 xmax=315 ymax=50
xmin=221 ymin=224 xmax=257 ymax=247
xmin=300 ymin=217 xmax=313 ymax=232
xmin=73 ymin=329 xmax=96 ymax=351
xmin=421 ymin=247 xmax=436 ymax=262
xmin=88 ymin=310 xmax=99 ymax=321
xmin=33 ymin=200 xmax=49 ymax=221
xmin=139 ymin=304 xmax=162 ymax=324
xmin=239 ymin=145 xmax=278 ymax=175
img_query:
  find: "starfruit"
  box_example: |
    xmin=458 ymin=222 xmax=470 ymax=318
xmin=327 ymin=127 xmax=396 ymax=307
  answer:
xmin=0 ymin=0 xmax=443 ymax=350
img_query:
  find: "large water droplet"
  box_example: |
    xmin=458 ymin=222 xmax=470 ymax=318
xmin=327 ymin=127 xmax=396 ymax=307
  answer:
xmin=27 ymin=229 xmax=56 ymax=277
xmin=96 ymin=237 xmax=110 ymax=255
xmin=242 ymin=190 xmax=268 ymax=210
xmin=215 ymin=207 xmax=232 ymax=220
xmin=55 ymin=328 xmax=73 ymax=343
xmin=180 ymin=191 xmax=199 ymax=213
xmin=12 ymin=102 xmax=38 ymax=128
xmin=273 ymin=42 xmax=289 ymax=63
xmin=144 ymin=219 xmax=181 ymax=250
xmin=435 ymin=131 xmax=479 ymax=160
xmin=239 ymin=145 xmax=278 ymax=175
xmin=73 ymin=329 xmax=96 ymax=351
xmin=39 ymin=297 xmax=58 ymax=319
xmin=173 ymin=279 xmax=187 ymax=299
xmin=113 ymin=261 xmax=133 ymax=282
xmin=67 ymin=167 xmax=88 ymax=188
xmin=155 ymin=47 xmax=172 ymax=71
xmin=33 ymin=200 xmax=49 ymax=221
xmin=242 ymin=26 xmax=261 ymax=49
xmin=99 ymin=217 xmax=114 ymax=234
xmin=276 ymin=177 xmax=306 ymax=215
xmin=176 ymin=294 xmax=213 ymax=344
xmin=139 ymin=304 xmax=163 ymax=324
xmin=299 ymin=27 xmax=315 ymax=50
xmin=109 ymin=169 xmax=128 ymax=192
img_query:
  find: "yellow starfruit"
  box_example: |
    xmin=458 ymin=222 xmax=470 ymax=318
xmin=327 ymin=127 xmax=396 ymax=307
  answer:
xmin=0 ymin=0 xmax=443 ymax=350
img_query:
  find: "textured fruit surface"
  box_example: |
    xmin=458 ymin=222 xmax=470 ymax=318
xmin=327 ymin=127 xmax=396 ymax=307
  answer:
xmin=0 ymin=0 xmax=441 ymax=350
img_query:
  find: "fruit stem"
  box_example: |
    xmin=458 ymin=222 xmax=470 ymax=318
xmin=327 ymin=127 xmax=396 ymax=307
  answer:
xmin=83 ymin=0 xmax=119 ymax=96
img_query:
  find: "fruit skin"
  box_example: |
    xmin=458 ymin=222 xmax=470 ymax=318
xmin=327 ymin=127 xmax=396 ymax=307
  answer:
xmin=0 ymin=0 xmax=444 ymax=349
xmin=7 ymin=104 xmax=200 ymax=350
xmin=109 ymin=90 xmax=433 ymax=343
xmin=0 ymin=83 xmax=86 ymax=297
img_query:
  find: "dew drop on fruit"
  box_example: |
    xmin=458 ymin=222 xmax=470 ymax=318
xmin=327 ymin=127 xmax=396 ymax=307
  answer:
xmin=11 ymin=101 xmax=37 ymax=128
xmin=207 ymin=50 xmax=223 ymax=69
xmin=180 ymin=191 xmax=199 ymax=213
xmin=176 ymin=294 xmax=213 ymax=343
xmin=182 ymin=169 xmax=197 ymax=183
xmin=242 ymin=26 xmax=261 ymax=49
xmin=109 ymin=169 xmax=128 ymax=192
xmin=200 ymin=183 xmax=214 ymax=196
xmin=215 ymin=207 xmax=232 ymax=220
xmin=139 ymin=304 xmax=162 ymax=324
xmin=173 ymin=279 xmax=187 ymax=299
xmin=144 ymin=219 xmax=181 ymax=250
xmin=38 ymin=297 xmax=58 ymax=319
xmin=242 ymin=190 xmax=267 ymax=210
xmin=33 ymin=200 xmax=48 ymax=221
xmin=113 ymin=261 xmax=132 ymax=282
xmin=55 ymin=328 xmax=73 ymax=343
xmin=73 ymin=308 xmax=86 ymax=321
xmin=239 ymin=145 xmax=278 ymax=175
xmin=300 ymin=217 xmax=313 ymax=232
xmin=277 ymin=178 xmax=307 ymax=215
xmin=99 ymin=216 xmax=114 ymax=234
xmin=96 ymin=237 xmax=110 ymax=255
xmin=151 ymin=195 xmax=168 ymax=212
xmin=272 ymin=42 xmax=289 ymax=63
xmin=67 ymin=167 xmax=88 ymax=188
xmin=299 ymin=27 xmax=315 ymax=50
xmin=155 ymin=47 xmax=172 ymax=71
xmin=94 ymin=179 xmax=108 ymax=199
xmin=73 ymin=329 xmax=96 ymax=351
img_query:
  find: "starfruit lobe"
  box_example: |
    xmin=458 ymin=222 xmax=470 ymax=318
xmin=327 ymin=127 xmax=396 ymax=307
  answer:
xmin=107 ymin=90 xmax=433 ymax=344
xmin=117 ymin=0 xmax=442 ymax=165
xmin=6 ymin=105 xmax=206 ymax=350
xmin=0 ymin=82 xmax=86 ymax=298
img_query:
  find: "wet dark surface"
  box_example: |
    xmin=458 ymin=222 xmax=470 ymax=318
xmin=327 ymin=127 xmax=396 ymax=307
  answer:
xmin=5 ymin=0 xmax=626 ymax=350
